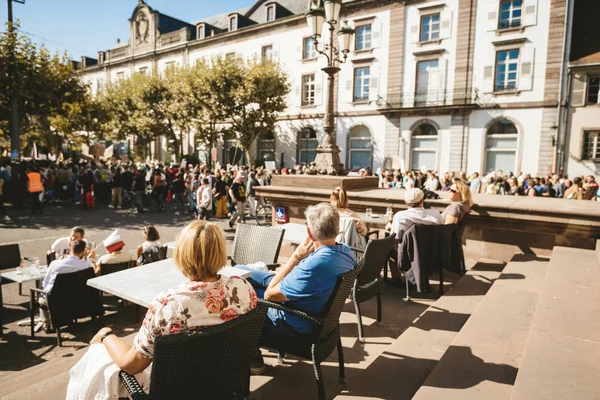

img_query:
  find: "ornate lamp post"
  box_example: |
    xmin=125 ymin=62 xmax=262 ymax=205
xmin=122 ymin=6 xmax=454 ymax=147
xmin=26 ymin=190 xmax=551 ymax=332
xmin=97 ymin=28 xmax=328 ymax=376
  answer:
xmin=305 ymin=1 xmax=354 ymax=175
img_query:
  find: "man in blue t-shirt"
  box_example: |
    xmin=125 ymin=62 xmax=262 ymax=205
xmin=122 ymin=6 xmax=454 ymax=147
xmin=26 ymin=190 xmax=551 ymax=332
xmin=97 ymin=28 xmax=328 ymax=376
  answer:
xmin=238 ymin=203 xmax=356 ymax=375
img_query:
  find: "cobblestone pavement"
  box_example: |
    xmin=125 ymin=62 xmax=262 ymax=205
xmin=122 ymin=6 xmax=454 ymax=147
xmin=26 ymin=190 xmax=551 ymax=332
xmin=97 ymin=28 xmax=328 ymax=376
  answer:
xmin=0 ymin=201 xmax=239 ymax=374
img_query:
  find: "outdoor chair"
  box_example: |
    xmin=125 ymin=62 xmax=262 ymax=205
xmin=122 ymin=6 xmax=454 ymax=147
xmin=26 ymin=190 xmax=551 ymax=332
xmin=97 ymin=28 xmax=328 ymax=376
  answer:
xmin=350 ymin=234 xmax=395 ymax=343
xmin=259 ymin=267 xmax=361 ymax=400
xmin=141 ymin=246 xmax=168 ymax=265
xmin=99 ymin=260 xmax=136 ymax=310
xmin=0 ymin=244 xmax=22 ymax=337
xmin=229 ymin=224 xmax=284 ymax=271
xmin=118 ymin=302 xmax=268 ymax=400
xmin=337 ymin=218 xmax=366 ymax=258
xmin=30 ymin=267 xmax=104 ymax=346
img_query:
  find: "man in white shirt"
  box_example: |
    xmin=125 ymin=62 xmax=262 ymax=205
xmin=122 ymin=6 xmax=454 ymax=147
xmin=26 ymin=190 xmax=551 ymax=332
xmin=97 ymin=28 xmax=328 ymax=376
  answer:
xmin=50 ymin=226 xmax=88 ymax=259
xmin=389 ymin=188 xmax=443 ymax=239
xmin=38 ymin=240 xmax=90 ymax=332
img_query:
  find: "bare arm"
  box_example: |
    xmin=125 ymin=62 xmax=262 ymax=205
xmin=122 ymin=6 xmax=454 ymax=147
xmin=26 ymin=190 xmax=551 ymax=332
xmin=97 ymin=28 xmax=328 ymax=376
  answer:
xmin=92 ymin=328 xmax=151 ymax=375
xmin=265 ymin=237 xmax=315 ymax=302
xmin=444 ymin=215 xmax=459 ymax=225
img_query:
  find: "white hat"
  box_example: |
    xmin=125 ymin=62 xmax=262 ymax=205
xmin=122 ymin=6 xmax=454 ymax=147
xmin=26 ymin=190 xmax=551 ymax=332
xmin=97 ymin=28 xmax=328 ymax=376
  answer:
xmin=404 ymin=188 xmax=424 ymax=205
xmin=103 ymin=229 xmax=125 ymax=253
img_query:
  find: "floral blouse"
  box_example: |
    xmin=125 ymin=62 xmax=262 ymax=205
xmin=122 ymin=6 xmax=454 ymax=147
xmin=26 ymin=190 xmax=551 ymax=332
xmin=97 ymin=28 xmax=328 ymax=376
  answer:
xmin=134 ymin=276 xmax=258 ymax=359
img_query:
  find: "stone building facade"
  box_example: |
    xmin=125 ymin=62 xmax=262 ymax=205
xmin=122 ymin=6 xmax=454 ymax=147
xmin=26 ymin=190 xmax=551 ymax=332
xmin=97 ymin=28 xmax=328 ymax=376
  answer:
xmin=80 ymin=0 xmax=575 ymax=175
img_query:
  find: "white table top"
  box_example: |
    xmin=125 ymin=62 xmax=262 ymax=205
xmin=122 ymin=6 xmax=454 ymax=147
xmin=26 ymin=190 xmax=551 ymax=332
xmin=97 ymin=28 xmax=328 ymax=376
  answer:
xmin=165 ymin=241 xmax=176 ymax=250
xmin=87 ymin=258 xmax=252 ymax=308
xmin=275 ymin=223 xmax=307 ymax=245
xmin=356 ymin=213 xmax=390 ymax=228
xmin=1 ymin=267 xmax=48 ymax=284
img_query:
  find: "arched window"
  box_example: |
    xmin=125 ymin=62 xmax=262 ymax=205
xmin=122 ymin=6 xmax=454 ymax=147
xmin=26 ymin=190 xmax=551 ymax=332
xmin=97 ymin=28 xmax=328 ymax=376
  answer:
xmin=298 ymin=127 xmax=318 ymax=165
xmin=485 ymin=119 xmax=518 ymax=174
xmin=411 ymin=122 xmax=438 ymax=171
xmin=348 ymin=125 xmax=373 ymax=170
xmin=258 ymin=132 xmax=276 ymax=164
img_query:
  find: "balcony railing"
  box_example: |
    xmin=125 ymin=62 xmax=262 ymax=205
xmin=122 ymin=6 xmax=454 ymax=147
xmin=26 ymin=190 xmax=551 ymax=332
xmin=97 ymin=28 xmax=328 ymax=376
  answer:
xmin=377 ymin=88 xmax=497 ymax=110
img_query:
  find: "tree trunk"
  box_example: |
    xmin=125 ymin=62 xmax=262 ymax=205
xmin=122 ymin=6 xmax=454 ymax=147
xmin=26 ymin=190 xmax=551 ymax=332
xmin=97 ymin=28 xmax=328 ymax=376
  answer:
xmin=245 ymin=149 xmax=254 ymax=168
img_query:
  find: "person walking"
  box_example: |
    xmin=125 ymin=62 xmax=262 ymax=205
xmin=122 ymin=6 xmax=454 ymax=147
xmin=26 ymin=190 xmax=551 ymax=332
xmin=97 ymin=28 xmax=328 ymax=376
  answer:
xmin=26 ymin=166 xmax=45 ymax=215
xmin=109 ymin=168 xmax=124 ymax=209
xmin=213 ymin=170 xmax=228 ymax=219
xmin=228 ymin=174 xmax=247 ymax=228
xmin=246 ymin=171 xmax=261 ymax=218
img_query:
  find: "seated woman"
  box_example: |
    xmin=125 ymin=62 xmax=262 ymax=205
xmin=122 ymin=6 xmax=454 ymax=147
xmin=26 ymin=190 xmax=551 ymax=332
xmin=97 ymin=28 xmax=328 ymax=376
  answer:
xmin=330 ymin=186 xmax=368 ymax=237
xmin=136 ymin=225 xmax=162 ymax=264
xmin=442 ymin=181 xmax=473 ymax=225
xmin=67 ymin=221 xmax=258 ymax=400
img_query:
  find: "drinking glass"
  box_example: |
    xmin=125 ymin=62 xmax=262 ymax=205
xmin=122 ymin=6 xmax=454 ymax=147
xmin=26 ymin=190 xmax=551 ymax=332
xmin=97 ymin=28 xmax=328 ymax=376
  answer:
xmin=365 ymin=208 xmax=373 ymax=218
xmin=386 ymin=207 xmax=393 ymax=220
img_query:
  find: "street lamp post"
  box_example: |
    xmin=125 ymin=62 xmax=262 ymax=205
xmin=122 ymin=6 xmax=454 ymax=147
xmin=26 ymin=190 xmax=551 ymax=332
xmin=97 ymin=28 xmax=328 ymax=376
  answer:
xmin=6 ymin=0 xmax=25 ymax=160
xmin=305 ymin=0 xmax=354 ymax=175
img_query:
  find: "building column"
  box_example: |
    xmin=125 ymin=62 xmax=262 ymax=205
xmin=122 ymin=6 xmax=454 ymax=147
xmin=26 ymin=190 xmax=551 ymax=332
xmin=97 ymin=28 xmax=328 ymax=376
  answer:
xmin=449 ymin=112 xmax=469 ymax=172
xmin=453 ymin=0 xmax=478 ymax=99
xmin=384 ymin=114 xmax=401 ymax=169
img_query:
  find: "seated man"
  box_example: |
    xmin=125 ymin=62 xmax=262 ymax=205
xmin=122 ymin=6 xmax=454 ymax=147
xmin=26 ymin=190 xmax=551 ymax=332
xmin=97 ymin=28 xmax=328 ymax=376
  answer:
xmin=388 ymin=188 xmax=443 ymax=239
xmin=238 ymin=203 xmax=357 ymax=374
xmin=50 ymin=226 xmax=88 ymax=259
xmin=90 ymin=229 xmax=137 ymax=274
xmin=37 ymin=240 xmax=90 ymax=332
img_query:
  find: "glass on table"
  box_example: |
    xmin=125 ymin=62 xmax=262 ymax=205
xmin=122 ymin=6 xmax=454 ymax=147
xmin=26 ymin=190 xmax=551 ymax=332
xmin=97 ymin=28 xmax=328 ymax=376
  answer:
xmin=365 ymin=208 xmax=373 ymax=218
xmin=386 ymin=207 xmax=393 ymax=221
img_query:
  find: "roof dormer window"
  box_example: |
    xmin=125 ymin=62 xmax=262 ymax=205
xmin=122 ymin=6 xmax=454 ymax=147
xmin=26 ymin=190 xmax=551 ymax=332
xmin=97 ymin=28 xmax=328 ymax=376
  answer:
xmin=229 ymin=16 xmax=237 ymax=32
xmin=98 ymin=52 xmax=104 ymax=65
xmin=266 ymin=5 xmax=275 ymax=22
xmin=197 ymin=23 xmax=205 ymax=40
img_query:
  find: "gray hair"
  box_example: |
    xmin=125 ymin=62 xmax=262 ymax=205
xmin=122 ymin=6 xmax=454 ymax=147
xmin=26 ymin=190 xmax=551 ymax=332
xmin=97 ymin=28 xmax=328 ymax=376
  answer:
xmin=305 ymin=203 xmax=339 ymax=241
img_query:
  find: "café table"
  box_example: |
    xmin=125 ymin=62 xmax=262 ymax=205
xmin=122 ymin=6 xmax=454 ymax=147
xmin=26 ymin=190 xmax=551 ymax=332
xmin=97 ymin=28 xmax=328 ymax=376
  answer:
xmin=87 ymin=258 xmax=252 ymax=308
xmin=1 ymin=266 xmax=48 ymax=327
xmin=274 ymin=223 xmax=307 ymax=246
xmin=356 ymin=212 xmax=390 ymax=231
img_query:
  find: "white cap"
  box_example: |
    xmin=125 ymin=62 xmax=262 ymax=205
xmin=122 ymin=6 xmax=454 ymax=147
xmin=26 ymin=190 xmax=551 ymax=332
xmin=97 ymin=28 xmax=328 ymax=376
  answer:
xmin=103 ymin=229 xmax=125 ymax=253
xmin=404 ymin=188 xmax=424 ymax=205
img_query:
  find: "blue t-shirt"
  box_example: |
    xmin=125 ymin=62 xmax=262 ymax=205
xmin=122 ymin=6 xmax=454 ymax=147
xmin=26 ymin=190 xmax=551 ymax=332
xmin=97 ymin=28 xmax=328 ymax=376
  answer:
xmin=271 ymin=244 xmax=356 ymax=335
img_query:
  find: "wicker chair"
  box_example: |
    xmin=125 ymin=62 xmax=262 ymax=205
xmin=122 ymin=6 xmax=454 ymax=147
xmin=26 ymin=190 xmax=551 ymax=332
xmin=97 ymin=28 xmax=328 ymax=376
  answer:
xmin=119 ymin=302 xmax=268 ymax=400
xmin=0 ymin=244 xmax=22 ymax=337
xmin=259 ymin=267 xmax=361 ymax=400
xmin=229 ymin=224 xmax=284 ymax=271
xmin=141 ymin=246 xmax=168 ymax=265
xmin=351 ymin=234 xmax=395 ymax=343
xmin=30 ymin=268 xmax=104 ymax=346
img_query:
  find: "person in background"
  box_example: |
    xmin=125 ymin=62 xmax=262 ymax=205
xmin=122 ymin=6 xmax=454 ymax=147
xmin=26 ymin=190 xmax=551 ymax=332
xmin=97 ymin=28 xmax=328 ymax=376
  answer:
xmin=136 ymin=225 xmax=162 ymax=264
xmin=169 ymin=172 xmax=186 ymax=216
xmin=525 ymin=178 xmax=538 ymax=197
xmin=469 ymin=172 xmax=482 ymax=195
xmin=583 ymin=175 xmax=599 ymax=200
xmin=425 ymin=172 xmax=440 ymax=191
xmin=50 ymin=226 xmax=88 ymax=259
xmin=109 ymin=168 xmax=124 ymax=210
xmin=0 ymin=172 xmax=10 ymax=221
xmin=26 ymin=165 xmax=45 ymax=215
xmin=133 ymin=168 xmax=146 ymax=213
xmin=507 ymin=178 xmax=522 ymax=196
xmin=67 ymin=221 xmax=257 ymax=399
xmin=246 ymin=172 xmax=261 ymax=218
xmin=552 ymin=174 xmax=566 ymax=198
xmin=565 ymin=176 xmax=585 ymax=200
xmin=90 ymin=230 xmax=137 ymax=273
xmin=37 ymin=240 xmax=90 ymax=333
xmin=388 ymin=188 xmax=443 ymax=239
xmin=329 ymin=186 xmax=368 ymax=237
xmin=197 ymin=178 xmax=213 ymax=220
xmin=442 ymin=181 xmax=473 ymax=225
xmin=228 ymin=174 xmax=247 ymax=229
xmin=213 ymin=170 xmax=228 ymax=219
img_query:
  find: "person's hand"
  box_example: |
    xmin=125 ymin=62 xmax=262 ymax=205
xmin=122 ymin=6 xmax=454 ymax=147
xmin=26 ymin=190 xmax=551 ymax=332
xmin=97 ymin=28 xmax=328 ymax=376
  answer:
xmin=90 ymin=327 xmax=113 ymax=344
xmin=89 ymin=249 xmax=96 ymax=260
xmin=292 ymin=237 xmax=316 ymax=262
xmin=233 ymin=199 xmax=237 ymax=204
xmin=385 ymin=222 xmax=392 ymax=231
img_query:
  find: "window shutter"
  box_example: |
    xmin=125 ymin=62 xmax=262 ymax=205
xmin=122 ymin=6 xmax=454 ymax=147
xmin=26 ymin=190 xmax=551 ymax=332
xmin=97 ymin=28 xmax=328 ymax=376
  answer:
xmin=486 ymin=2 xmax=499 ymax=31
xmin=297 ymin=42 xmax=304 ymax=60
xmin=293 ymin=79 xmax=302 ymax=109
xmin=314 ymin=72 xmax=323 ymax=106
xmin=571 ymin=72 xmax=587 ymax=107
xmin=518 ymin=46 xmax=535 ymax=91
xmin=438 ymin=58 xmax=448 ymax=101
xmin=272 ymin=43 xmax=280 ymax=61
xmin=369 ymin=64 xmax=381 ymax=102
xmin=440 ymin=11 xmax=453 ymax=40
xmin=345 ymin=78 xmax=354 ymax=103
xmin=523 ymin=0 xmax=538 ymax=27
xmin=482 ymin=52 xmax=495 ymax=93
xmin=404 ymin=63 xmax=416 ymax=107
xmin=372 ymin=23 xmax=383 ymax=48
xmin=409 ymin=23 xmax=420 ymax=43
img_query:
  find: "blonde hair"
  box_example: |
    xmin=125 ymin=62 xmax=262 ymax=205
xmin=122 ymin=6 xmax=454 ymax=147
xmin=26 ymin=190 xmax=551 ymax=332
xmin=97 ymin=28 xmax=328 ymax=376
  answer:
xmin=454 ymin=181 xmax=474 ymax=207
xmin=330 ymin=186 xmax=349 ymax=209
xmin=173 ymin=221 xmax=226 ymax=281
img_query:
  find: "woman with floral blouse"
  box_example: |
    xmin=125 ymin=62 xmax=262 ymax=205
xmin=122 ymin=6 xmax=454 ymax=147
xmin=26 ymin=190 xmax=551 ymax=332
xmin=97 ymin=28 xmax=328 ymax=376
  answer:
xmin=67 ymin=221 xmax=257 ymax=400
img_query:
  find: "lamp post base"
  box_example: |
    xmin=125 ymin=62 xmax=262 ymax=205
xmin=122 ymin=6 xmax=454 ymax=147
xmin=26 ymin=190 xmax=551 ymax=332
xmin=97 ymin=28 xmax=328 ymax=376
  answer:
xmin=313 ymin=133 xmax=344 ymax=175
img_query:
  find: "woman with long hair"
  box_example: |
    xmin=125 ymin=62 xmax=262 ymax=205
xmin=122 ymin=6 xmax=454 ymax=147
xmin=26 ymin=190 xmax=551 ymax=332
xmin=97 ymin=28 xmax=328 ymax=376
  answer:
xmin=330 ymin=186 xmax=368 ymax=236
xmin=442 ymin=180 xmax=473 ymax=225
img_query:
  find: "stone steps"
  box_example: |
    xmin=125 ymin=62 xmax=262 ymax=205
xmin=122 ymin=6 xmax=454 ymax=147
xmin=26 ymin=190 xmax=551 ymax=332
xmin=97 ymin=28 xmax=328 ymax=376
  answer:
xmin=412 ymin=254 xmax=549 ymax=400
xmin=510 ymin=247 xmax=600 ymax=400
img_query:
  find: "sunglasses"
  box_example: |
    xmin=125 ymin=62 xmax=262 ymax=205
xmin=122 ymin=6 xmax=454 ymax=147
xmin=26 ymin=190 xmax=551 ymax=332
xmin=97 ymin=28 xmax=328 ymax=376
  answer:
xmin=449 ymin=188 xmax=458 ymax=194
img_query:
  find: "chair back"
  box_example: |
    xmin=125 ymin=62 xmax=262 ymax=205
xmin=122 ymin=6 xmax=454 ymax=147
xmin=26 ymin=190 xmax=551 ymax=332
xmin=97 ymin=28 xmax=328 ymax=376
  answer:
xmin=141 ymin=246 xmax=168 ymax=265
xmin=356 ymin=234 xmax=395 ymax=287
xmin=0 ymin=244 xmax=21 ymax=271
xmin=47 ymin=268 xmax=104 ymax=328
xmin=317 ymin=266 xmax=361 ymax=341
xmin=100 ymin=260 xmax=134 ymax=276
xmin=231 ymin=224 xmax=284 ymax=266
xmin=336 ymin=217 xmax=367 ymax=252
xmin=148 ymin=303 xmax=268 ymax=400
xmin=46 ymin=252 xmax=56 ymax=266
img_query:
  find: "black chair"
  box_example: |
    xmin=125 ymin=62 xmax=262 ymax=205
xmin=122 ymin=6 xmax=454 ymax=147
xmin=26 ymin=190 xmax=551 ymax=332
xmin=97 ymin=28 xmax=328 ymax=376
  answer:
xmin=0 ymin=244 xmax=22 ymax=337
xmin=30 ymin=268 xmax=104 ymax=346
xmin=351 ymin=234 xmax=395 ymax=343
xmin=119 ymin=302 xmax=268 ymax=400
xmin=259 ymin=267 xmax=361 ymax=400
xmin=141 ymin=246 xmax=168 ymax=265
xmin=99 ymin=260 xmax=135 ymax=310
xmin=229 ymin=224 xmax=284 ymax=271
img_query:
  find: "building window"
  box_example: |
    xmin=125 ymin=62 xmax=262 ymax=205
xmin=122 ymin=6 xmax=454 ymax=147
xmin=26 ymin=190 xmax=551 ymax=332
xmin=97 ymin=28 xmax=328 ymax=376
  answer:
xmin=587 ymin=77 xmax=600 ymax=104
xmin=261 ymin=45 xmax=273 ymax=61
xmin=302 ymin=74 xmax=316 ymax=106
xmin=97 ymin=79 xmax=104 ymax=94
xmin=197 ymin=25 xmax=205 ymax=40
xmin=420 ymin=13 xmax=440 ymax=42
xmin=226 ymin=52 xmax=236 ymax=60
xmin=349 ymin=125 xmax=373 ymax=170
xmin=582 ymin=131 xmax=600 ymax=160
xmin=411 ymin=123 xmax=438 ymax=171
xmin=353 ymin=67 xmax=370 ymax=102
xmin=229 ymin=16 xmax=237 ymax=32
xmin=267 ymin=6 xmax=275 ymax=22
xmin=485 ymin=119 xmax=518 ymax=173
xmin=299 ymin=128 xmax=318 ymax=166
xmin=415 ymin=59 xmax=440 ymax=105
xmin=355 ymin=25 xmax=372 ymax=51
xmin=495 ymin=49 xmax=519 ymax=91
xmin=258 ymin=132 xmax=276 ymax=164
xmin=116 ymin=72 xmax=125 ymax=80
xmin=138 ymin=67 xmax=148 ymax=75
xmin=303 ymin=37 xmax=317 ymax=60
xmin=498 ymin=0 xmax=523 ymax=30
